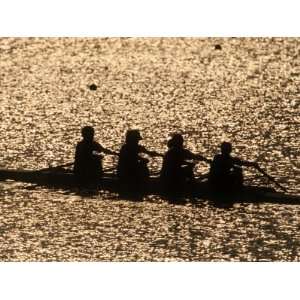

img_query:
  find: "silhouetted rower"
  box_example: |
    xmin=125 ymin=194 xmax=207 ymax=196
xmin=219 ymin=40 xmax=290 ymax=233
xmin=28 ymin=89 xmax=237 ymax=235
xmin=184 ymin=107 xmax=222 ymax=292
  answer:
xmin=209 ymin=142 xmax=258 ymax=191
xmin=117 ymin=130 xmax=161 ymax=186
xmin=160 ymin=134 xmax=210 ymax=189
xmin=74 ymin=126 xmax=116 ymax=182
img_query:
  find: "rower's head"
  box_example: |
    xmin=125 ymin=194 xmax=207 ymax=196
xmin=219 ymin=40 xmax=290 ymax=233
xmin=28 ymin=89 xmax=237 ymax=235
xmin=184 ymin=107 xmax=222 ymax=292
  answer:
xmin=126 ymin=129 xmax=142 ymax=144
xmin=221 ymin=142 xmax=232 ymax=155
xmin=168 ymin=133 xmax=184 ymax=148
xmin=81 ymin=126 xmax=94 ymax=141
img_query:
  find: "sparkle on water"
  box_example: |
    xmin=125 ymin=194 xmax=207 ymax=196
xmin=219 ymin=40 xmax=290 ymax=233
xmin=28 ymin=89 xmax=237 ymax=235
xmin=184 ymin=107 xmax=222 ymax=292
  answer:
xmin=0 ymin=38 xmax=299 ymax=261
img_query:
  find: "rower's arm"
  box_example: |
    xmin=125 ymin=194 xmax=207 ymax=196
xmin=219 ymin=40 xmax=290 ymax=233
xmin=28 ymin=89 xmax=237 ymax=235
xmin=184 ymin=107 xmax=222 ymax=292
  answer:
xmin=94 ymin=143 xmax=118 ymax=156
xmin=143 ymin=149 xmax=163 ymax=158
xmin=236 ymin=158 xmax=258 ymax=168
xmin=102 ymin=148 xmax=119 ymax=156
xmin=139 ymin=145 xmax=163 ymax=158
xmin=245 ymin=161 xmax=259 ymax=168
xmin=186 ymin=150 xmax=212 ymax=164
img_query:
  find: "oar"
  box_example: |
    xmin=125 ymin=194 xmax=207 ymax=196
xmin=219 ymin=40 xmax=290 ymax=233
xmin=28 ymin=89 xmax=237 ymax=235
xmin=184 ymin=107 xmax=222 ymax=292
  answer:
xmin=37 ymin=162 xmax=74 ymax=172
xmin=255 ymin=165 xmax=287 ymax=192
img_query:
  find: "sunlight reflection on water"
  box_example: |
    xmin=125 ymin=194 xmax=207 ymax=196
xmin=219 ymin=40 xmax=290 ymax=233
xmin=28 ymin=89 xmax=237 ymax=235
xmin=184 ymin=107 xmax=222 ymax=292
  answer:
xmin=0 ymin=38 xmax=299 ymax=261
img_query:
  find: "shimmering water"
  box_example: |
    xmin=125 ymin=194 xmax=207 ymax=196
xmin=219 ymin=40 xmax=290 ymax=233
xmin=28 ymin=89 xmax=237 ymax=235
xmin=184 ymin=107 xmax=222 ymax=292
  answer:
xmin=0 ymin=38 xmax=299 ymax=261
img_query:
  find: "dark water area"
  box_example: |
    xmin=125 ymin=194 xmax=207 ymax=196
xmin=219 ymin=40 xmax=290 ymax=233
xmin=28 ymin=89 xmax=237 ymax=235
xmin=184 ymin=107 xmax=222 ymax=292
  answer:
xmin=0 ymin=38 xmax=299 ymax=261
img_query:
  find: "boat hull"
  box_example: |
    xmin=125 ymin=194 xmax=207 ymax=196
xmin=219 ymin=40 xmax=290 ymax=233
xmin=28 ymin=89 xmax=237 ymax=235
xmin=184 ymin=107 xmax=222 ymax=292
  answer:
xmin=0 ymin=168 xmax=299 ymax=204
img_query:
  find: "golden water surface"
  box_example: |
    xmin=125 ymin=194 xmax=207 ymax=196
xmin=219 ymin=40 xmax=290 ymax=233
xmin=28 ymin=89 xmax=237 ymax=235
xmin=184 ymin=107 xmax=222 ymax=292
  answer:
xmin=0 ymin=38 xmax=299 ymax=261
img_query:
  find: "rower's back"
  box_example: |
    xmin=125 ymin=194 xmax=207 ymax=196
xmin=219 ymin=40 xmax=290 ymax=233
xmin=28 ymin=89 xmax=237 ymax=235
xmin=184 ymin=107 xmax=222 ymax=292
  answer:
xmin=161 ymin=147 xmax=192 ymax=178
xmin=117 ymin=130 xmax=149 ymax=186
xmin=160 ymin=134 xmax=196 ymax=189
xmin=117 ymin=143 xmax=143 ymax=177
xmin=74 ymin=126 xmax=103 ymax=182
xmin=209 ymin=142 xmax=243 ymax=191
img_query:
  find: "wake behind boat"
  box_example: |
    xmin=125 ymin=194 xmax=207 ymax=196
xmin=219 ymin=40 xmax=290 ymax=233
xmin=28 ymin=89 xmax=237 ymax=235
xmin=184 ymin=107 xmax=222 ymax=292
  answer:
xmin=0 ymin=167 xmax=299 ymax=205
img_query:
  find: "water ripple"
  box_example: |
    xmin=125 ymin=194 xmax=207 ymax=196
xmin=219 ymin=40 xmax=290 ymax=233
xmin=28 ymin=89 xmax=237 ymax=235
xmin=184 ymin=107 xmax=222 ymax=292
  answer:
xmin=0 ymin=38 xmax=299 ymax=261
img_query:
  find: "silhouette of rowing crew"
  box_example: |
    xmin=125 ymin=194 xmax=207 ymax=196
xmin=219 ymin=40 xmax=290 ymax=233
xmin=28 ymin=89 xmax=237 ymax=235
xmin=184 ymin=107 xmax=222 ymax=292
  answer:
xmin=74 ymin=126 xmax=260 ymax=194
xmin=1 ymin=125 xmax=299 ymax=203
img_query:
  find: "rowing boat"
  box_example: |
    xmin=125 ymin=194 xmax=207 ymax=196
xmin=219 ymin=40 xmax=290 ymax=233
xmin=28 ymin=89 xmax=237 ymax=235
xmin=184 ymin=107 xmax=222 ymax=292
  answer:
xmin=0 ymin=168 xmax=299 ymax=204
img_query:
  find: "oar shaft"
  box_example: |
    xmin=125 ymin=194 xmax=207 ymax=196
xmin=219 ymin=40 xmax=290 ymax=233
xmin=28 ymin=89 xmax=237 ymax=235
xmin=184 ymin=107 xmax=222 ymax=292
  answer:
xmin=38 ymin=162 xmax=74 ymax=172
xmin=256 ymin=166 xmax=287 ymax=192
